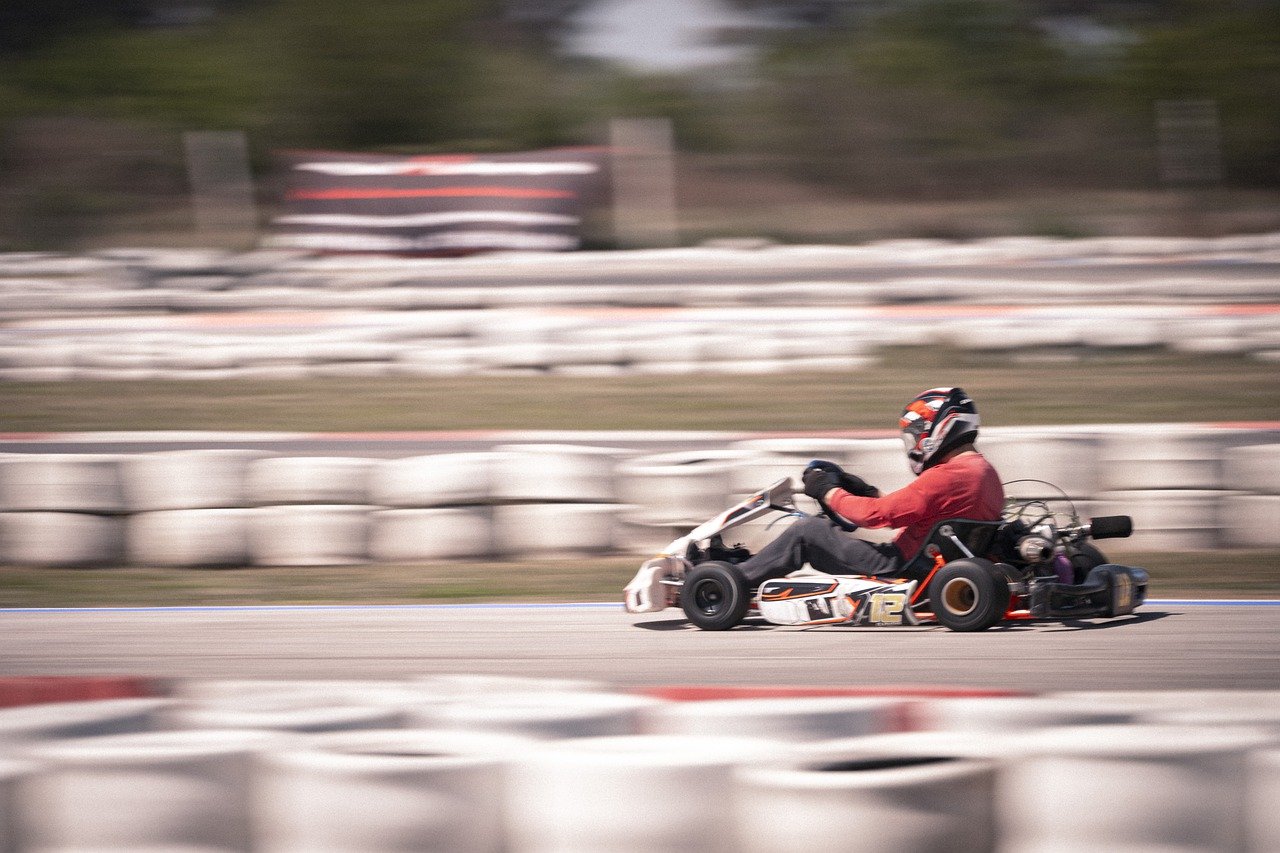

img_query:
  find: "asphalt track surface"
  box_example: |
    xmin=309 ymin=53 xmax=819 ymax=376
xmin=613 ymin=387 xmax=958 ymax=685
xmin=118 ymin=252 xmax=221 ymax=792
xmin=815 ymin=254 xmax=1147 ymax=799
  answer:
xmin=2 ymin=600 xmax=1278 ymax=692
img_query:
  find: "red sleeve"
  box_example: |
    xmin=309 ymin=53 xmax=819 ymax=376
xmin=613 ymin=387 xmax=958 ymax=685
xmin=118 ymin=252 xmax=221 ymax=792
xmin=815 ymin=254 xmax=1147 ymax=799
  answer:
xmin=825 ymin=469 xmax=941 ymax=529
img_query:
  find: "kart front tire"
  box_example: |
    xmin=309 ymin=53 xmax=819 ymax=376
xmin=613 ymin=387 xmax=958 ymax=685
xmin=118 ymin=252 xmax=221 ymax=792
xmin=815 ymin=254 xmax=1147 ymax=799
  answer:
xmin=930 ymin=559 xmax=1008 ymax=632
xmin=1070 ymin=542 xmax=1107 ymax=584
xmin=681 ymin=562 xmax=750 ymax=631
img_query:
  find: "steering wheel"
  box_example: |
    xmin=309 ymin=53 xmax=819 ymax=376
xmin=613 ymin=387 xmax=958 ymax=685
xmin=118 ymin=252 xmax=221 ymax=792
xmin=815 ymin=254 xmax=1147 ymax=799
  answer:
xmin=805 ymin=460 xmax=859 ymax=532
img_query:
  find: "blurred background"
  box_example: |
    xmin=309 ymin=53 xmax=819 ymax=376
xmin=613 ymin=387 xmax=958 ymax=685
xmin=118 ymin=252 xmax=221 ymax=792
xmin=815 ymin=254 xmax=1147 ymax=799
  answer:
xmin=0 ymin=0 xmax=1278 ymax=601
xmin=1 ymin=0 xmax=1278 ymax=250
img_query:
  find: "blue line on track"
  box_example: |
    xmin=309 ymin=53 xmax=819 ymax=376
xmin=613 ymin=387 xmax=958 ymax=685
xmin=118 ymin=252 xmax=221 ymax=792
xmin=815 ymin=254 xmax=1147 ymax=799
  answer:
xmin=0 ymin=602 xmax=623 ymax=614
xmin=1148 ymin=599 xmax=1280 ymax=606
xmin=1 ymin=600 xmax=1279 ymax=614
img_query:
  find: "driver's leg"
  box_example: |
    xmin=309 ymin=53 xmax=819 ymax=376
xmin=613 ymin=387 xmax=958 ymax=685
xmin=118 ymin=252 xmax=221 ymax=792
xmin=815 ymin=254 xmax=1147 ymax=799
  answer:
xmin=735 ymin=516 xmax=899 ymax=585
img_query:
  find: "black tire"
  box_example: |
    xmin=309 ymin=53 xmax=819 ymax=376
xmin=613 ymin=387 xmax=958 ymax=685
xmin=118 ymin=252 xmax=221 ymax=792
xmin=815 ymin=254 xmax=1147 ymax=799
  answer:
xmin=681 ymin=562 xmax=751 ymax=631
xmin=929 ymin=558 xmax=1008 ymax=632
xmin=1070 ymin=542 xmax=1107 ymax=584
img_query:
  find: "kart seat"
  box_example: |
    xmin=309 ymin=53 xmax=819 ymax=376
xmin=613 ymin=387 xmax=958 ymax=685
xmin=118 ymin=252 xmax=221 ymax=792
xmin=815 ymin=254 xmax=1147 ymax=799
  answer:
xmin=897 ymin=518 xmax=1002 ymax=583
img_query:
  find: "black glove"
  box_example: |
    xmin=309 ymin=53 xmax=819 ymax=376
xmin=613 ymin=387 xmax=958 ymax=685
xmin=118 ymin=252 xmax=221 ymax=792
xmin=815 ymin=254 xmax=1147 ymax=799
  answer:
xmin=802 ymin=466 xmax=840 ymax=501
xmin=805 ymin=459 xmax=879 ymax=499
xmin=806 ymin=459 xmax=844 ymax=475
xmin=835 ymin=471 xmax=879 ymax=498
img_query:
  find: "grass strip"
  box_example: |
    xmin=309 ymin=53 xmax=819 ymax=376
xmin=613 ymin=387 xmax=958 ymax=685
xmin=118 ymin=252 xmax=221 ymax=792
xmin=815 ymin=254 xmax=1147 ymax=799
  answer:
xmin=1 ymin=550 xmax=1275 ymax=609
xmin=0 ymin=350 xmax=1277 ymax=433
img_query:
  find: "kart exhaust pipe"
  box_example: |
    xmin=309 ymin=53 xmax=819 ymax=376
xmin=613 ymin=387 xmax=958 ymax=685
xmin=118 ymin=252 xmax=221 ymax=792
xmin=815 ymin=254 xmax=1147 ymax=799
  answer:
xmin=1086 ymin=515 xmax=1133 ymax=540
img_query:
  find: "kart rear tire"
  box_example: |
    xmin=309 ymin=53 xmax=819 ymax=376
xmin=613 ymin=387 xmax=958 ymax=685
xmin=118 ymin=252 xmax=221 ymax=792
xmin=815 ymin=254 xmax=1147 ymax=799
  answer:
xmin=930 ymin=559 xmax=1008 ymax=632
xmin=681 ymin=562 xmax=750 ymax=631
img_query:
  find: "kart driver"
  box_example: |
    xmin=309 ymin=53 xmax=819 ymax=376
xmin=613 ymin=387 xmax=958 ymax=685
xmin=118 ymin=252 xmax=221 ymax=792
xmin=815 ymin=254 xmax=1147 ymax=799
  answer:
xmin=733 ymin=387 xmax=1005 ymax=585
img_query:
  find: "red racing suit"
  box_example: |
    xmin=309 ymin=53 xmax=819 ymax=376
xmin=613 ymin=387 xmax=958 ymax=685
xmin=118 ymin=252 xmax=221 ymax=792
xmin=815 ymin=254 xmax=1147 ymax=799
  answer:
xmin=827 ymin=450 xmax=1006 ymax=561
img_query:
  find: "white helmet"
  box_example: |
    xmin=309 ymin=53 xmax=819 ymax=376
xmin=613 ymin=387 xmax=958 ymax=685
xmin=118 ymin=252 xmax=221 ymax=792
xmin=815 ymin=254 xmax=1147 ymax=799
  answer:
xmin=899 ymin=387 xmax=980 ymax=475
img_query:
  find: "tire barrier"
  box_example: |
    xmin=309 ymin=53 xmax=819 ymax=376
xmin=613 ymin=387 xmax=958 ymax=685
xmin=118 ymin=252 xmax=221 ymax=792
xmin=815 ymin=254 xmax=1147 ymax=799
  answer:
xmin=369 ymin=507 xmax=494 ymax=562
xmin=0 ymin=680 xmax=1278 ymax=850
xmin=727 ymin=438 xmax=863 ymax=496
xmin=616 ymin=450 xmax=756 ymax=527
xmin=0 ymin=424 xmax=1277 ymax=567
xmin=0 ymin=698 xmax=169 ymax=746
xmin=0 ymin=454 xmax=126 ymax=514
xmin=159 ymin=694 xmax=404 ymax=734
xmin=256 ymin=731 xmax=526 ymax=853
xmin=0 ymin=760 xmax=27 ymax=853
xmin=505 ymin=735 xmax=782 ymax=853
xmin=1222 ymin=444 xmax=1280 ymax=548
xmin=17 ymin=729 xmax=281 ymax=852
xmin=1046 ymin=689 xmax=1280 ymax=717
xmin=121 ymin=449 xmax=266 ymax=512
xmin=424 ymin=691 xmax=665 ymax=740
xmin=913 ymin=696 xmax=1134 ymax=734
xmin=1097 ymin=488 xmax=1233 ymax=550
xmin=1250 ymin=748 xmax=1280 ymax=853
xmin=996 ymin=724 xmax=1274 ymax=852
xmin=645 ymin=696 xmax=904 ymax=742
xmin=371 ymin=453 xmax=495 ymax=508
xmin=0 ymin=511 xmax=125 ymax=567
xmin=1224 ymin=444 xmax=1280 ymax=494
xmin=735 ymin=750 xmax=998 ymax=853
xmin=416 ymin=674 xmax=610 ymax=699
xmin=248 ymin=504 xmax=371 ymax=566
xmin=1099 ymin=426 xmax=1273 ymax=492
xmin=490 ymin=444 xmax=629 ymax=503
xmin=977 ymin=430 xmax=1103 ymax=501
xmin=1223 ymin=494 xmax=1280 ymax=549
xmin=246 ymin=456 xmax=375 ymax=506
xmin=126 ymin=508 xmax=252 ymax=567
xmin=491 ymin=503 xmax=622 ymax=557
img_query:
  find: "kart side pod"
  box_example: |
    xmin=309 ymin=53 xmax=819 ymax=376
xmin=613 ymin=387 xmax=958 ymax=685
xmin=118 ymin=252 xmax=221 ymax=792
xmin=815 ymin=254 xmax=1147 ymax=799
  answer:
xmin=756 ymin=576 xmax=921 ymax=627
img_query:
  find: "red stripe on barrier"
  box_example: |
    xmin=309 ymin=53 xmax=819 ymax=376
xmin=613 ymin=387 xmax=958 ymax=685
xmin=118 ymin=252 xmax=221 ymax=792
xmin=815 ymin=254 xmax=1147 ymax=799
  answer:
xmin=0 ymin=677 xmax=157 ymax=708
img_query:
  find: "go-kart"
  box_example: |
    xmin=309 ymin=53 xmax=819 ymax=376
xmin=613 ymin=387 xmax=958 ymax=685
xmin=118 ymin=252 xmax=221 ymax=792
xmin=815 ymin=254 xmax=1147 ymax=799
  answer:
xmin=623 ymin=473 xmax=1149 ymax=632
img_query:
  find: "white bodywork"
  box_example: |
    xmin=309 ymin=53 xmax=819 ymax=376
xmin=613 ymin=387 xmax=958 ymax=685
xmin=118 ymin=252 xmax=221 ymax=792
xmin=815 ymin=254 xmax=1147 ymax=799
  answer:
xmin=623 ymin=479 xmax=922 ymax=627
xmin=623 ymin=478 xmax=798 ymax=614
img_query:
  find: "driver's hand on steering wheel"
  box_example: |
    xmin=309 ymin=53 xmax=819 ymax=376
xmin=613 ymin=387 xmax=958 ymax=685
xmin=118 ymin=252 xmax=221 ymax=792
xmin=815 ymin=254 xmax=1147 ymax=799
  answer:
xmin=802 ymin=466 xmax=840 ymax=501
xmin=803 ymin=466 xmax=879 ymax=500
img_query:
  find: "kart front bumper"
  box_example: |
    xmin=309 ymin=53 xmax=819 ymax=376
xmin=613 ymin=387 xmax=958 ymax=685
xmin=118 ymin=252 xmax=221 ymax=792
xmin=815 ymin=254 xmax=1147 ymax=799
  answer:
xmin=1028 ymin=564 xmax=1150 ymax=619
